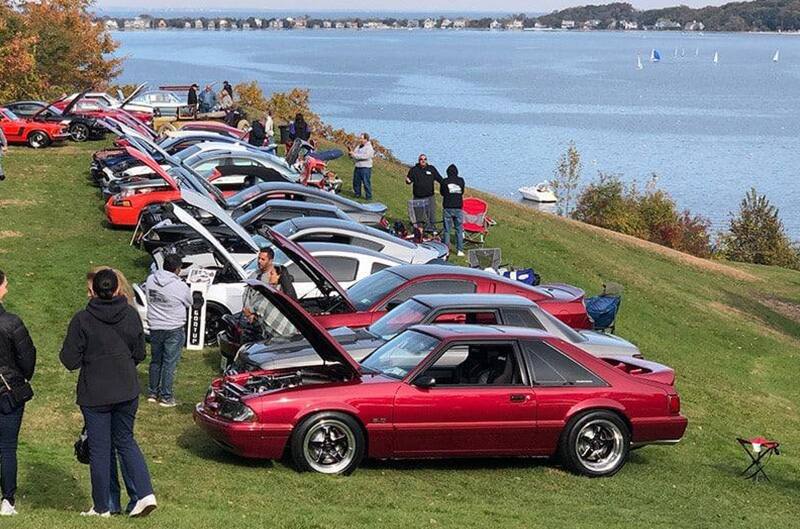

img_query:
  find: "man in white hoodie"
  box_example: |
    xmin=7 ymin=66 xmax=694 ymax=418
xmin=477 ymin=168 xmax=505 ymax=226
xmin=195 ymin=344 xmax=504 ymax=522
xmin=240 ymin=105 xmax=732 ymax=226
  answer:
xmin=144 ymin=254 xmax=191 ymax=408
xmin=349 ymin=133 xmax=375 ymax=200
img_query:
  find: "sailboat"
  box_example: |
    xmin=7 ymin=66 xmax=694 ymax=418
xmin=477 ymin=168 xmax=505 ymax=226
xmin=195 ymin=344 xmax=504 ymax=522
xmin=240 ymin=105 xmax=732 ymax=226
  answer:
xmin=650 ymin=49 xmax=661 ymax=62
xmin=773 ymin=50 xmax=780 ymax=62
xmin=695 ymin=48 xmax=699 ymax=57
xmin=713 ymin=51 xmax=719 ymax=64
xmin=673 ymin=48 xmax=678 ymax=59
xmin=637 ymin=54 xmax=643 ymax=70
xmin=681 ymin=48 xmax=686 ymax=58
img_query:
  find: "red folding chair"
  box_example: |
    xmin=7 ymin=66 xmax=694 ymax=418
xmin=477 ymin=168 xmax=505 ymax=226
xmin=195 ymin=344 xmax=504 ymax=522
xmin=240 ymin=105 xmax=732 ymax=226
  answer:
xmin=462 ymin=197 xmax=495 ymax=247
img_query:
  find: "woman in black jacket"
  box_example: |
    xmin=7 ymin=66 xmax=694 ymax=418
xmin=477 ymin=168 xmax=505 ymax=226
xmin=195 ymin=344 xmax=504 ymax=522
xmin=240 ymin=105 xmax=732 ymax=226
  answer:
xmin=0 ymin=270 xmax=36 ymax=516
xmin=60 ymin=269 xmax=157 ymax=518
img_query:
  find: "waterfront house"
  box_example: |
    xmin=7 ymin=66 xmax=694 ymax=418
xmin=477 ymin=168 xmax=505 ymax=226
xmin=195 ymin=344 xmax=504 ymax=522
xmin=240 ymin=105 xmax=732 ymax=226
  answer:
xmin=440 ymin=18 xmax=452 ymax=29
xmin=346 ymin=20 xmax=359 ymax=29
xmin=294 ymin=17 xmax=308 ymax=29
xmin=194 ymin=19 xmax=203 ymax=29
xmin=685 ymin=20 xmax=705 ymax=31
xmin=489 ymin=19 xmax=502 ymax=30
xmin=269 ymin=18 xmax=284 ymax=29
xmin=105 ymin=19 xmax=119 ymax=31
xmin=123 ymin=17 xmax=151 ymax=30
xmin=323 ymin=20 xmax=332 ymax=28
xmin=620 ymin=20 xmax=638 ymax=30
xmin=533 ymin=22 xmax=549 ymax=29
xmin=407 ymin=19 xmax=420 ymax=28
xmin=561 ymin=20 xmax=576 ymax=29
xmin=218 ymin=19 xmax=229 ymax=29
xmin=242 ymin=22 xmax=250 ymax=29
xmin=254 ymin=18 xmax=263 ymax=28
xmin=506 ymin=19 xmax=524 ymax=30
xmin=654 ymin=18 xmax=682 ymax=30
xmin=335 ymin=21 xmax=345 ymax=29
xmin=207 ymin=20 xmax=215 ymax=30
xmin=183 ymin=21 xmax=191 ymax=29
xmin=423 ymin=18 xmax=435 ymax=29
xmin=583 ymin=19 xmax=601 ymax=30
xmin=453 ymin=18 xmax=467 ymax=29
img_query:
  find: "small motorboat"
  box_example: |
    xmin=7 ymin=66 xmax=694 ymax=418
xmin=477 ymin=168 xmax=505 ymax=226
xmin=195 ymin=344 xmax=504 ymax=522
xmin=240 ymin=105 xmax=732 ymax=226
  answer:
xmin=519 ymin=182 xmax=557 ymax=203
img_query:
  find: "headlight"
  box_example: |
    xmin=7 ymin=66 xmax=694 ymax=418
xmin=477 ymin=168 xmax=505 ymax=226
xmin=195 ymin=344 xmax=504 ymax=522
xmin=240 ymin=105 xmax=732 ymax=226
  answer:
xmin=60 ymin=120 xmax=71 ymax=125
xmin=219 ymin=401 xmax=256 ymax=422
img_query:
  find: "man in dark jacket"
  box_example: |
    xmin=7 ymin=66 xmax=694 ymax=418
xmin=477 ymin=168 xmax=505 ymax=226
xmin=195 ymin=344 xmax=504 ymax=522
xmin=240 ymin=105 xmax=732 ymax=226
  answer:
xmin=440 ymin=164 xmax=466 ymax=256
xmin=405 ymin=154 xmax=442 ymax=231
xmin=187 ymin=84 xmax=198 ymax=114
xmin=0 ymin=270 xmax=36 ymax=516
xmin=60 ymin=269 xmax=157 ymax=518
xmin=249 ymin=116 xmax=267 ymax=147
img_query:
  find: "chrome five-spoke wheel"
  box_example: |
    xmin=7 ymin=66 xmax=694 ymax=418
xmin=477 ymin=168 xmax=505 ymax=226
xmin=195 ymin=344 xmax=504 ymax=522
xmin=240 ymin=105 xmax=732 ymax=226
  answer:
xmin=575 ymin=419 xmax=625 ymax=473
xmin=291 ymin=412 xmax=365 ymax=475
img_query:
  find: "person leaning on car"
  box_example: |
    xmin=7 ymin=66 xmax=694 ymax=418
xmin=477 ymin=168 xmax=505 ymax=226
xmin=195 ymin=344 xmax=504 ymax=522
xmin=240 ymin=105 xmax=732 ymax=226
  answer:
xmin=144 ymin=254 xmax=191 ymax=408
xmin=405 ymin=154 xmax=442 ymax=231
xmin=0 ymin=128 xmax=8 ymax=181
xmin=60 ymin=269 xmax=157 ymax=518
xmin=0 ymin=269 xmax=36 ymax=516
xmin=249 ymin=116 xmax=267 ymax=147
xmin=187 ymin=83 xmax=199 ymax=114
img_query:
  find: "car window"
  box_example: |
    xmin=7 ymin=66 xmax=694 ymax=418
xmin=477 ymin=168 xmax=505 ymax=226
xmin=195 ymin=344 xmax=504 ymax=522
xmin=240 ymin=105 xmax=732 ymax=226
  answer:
xmin=383 ymin=280 xmax=477 ymax=309
xmin=231 ymin=157 xmax=259 ymax=166
xmin=192 ymin=159 xmax=224 ymax=178
xmin=522 ymin=340 xmax=605 ymax=386
xmin=418 ymin=342 xmax=524 ymax=386
xmin=368 ymin=299 xmax=432 ymax=340
xmin=317 ymin=256 xmax=358 ymax=282
xmin=535 ymin=309 xmax=587 ymax=343
xmin=351 ymin=236 xmax=383 ymax=252
xmin=360 ymin=330 xmax=440 ymax=380
xmin=347 ymin=270 xmax=407 ymax=311
xmin=501 ymin=308 xmax=544 ymax=330
xmin=432 ymin=310 xmax=499 ymax=325
xmin=370 ymin=262 xmax=391 ymax=275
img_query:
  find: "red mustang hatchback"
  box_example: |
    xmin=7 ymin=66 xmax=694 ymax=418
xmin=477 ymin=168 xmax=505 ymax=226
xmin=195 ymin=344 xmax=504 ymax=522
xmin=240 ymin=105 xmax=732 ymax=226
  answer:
xmin=196 ymin=284 xmax=687 ymax=477
xmin=0 ymin=107 xmax=70 ymax=148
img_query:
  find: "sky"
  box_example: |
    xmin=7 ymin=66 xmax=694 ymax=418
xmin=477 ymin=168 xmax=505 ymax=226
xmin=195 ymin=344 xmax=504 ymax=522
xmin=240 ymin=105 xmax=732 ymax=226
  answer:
xmin=94 ymin=0 xmax=730 ymax=13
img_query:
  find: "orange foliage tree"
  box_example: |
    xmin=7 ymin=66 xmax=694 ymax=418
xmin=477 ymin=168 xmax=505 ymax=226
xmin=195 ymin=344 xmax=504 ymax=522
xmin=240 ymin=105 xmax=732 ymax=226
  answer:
xmin=0 ymin=0 xmax=121 ymax=101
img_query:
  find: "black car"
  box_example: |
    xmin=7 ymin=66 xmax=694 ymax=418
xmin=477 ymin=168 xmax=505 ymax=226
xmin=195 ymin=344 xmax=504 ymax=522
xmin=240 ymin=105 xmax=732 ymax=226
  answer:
xmin=3 ymin=101 xmax=106 ymax=142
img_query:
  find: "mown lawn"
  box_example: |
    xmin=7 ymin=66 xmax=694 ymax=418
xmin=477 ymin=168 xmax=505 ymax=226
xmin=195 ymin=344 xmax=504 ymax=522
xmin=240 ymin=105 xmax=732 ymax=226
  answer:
xmin=0 ymin=140 xmax=798 ymax=528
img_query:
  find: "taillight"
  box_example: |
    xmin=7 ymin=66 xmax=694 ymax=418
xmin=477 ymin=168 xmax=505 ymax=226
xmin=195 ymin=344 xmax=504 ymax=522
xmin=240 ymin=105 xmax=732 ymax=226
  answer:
xmin=114 ymin=199 xmax=133 ymax=207
xmin=668 ymin=394 xmax=681 ymax=415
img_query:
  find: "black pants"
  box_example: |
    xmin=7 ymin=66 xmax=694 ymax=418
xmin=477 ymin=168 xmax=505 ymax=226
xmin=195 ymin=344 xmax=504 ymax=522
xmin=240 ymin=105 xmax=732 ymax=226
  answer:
xmin=0 ymin=405 xmax=23 ymax=503
xmin=81 ymin=398 xmax=153 ymax=513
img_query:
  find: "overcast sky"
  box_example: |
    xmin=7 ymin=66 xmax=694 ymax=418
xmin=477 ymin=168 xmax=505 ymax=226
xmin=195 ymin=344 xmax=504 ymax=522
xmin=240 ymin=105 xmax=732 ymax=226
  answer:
xmin=95 ymin=0 xmax=729 ymax=12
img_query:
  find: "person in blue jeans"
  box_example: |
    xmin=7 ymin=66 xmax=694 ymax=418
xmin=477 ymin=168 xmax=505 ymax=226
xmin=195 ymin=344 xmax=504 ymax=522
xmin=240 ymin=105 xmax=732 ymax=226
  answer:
xmin=349 ymin=133 xmax=375 ymax=199
xmin=60 ymin=269 xmax=157 ymax=517
xmin=440 ymin=164 xmax=466 ymax=257
xmin=144 ymin=254 xmax=191 ymax=408
xmin=0 ymin=270 xmax=37 ymax=516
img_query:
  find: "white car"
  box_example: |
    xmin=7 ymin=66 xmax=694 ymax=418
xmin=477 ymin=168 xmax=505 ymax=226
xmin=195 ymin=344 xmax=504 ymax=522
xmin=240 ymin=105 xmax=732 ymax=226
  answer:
xmin=133 ymin=196 xmax=404 ymax=343
xmin=125 ymin=90 xmax=185 ymax=116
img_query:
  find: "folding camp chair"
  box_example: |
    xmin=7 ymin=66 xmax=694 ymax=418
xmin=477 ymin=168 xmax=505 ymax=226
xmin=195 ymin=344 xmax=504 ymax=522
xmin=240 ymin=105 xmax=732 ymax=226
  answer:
xmin=467 ymin=248 xmax=503 ymax=271
xmin=462 ymin=197 xmax=495 ymax=247
xmin=585 ymin=282 xmax=623 ymax=333
xmin=737 ymin=437 xmax=781 ymax=482
xmin=408 ymin=199 xmax=440 ymax=235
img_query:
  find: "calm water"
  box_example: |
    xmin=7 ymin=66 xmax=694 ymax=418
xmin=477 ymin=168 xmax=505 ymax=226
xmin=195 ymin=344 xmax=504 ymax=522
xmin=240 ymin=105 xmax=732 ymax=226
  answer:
xmin=115 ymin=30 xmax=800 ymax=238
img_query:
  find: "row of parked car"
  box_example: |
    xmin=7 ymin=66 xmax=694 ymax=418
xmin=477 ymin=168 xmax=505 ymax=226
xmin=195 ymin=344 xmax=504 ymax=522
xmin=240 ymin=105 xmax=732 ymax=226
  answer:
xmin=90 ymin=114 xmax=687 ymax=478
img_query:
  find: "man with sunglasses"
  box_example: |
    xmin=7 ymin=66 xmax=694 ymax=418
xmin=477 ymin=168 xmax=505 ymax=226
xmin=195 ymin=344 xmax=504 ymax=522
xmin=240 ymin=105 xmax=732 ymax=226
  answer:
xmin=405 ymin=154 xmax=442 ymax=231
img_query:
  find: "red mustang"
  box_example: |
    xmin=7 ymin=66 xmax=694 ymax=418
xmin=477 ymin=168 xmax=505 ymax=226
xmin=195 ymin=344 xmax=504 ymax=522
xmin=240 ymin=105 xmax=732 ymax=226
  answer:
xmin=0 ymin=107 xmax=70 ymax=148
xmin=195 ymin=284 xmax=687 ymax=476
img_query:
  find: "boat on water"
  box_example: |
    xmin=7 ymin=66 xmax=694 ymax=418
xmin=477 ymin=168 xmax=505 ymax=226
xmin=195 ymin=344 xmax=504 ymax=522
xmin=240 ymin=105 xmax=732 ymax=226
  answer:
xmin=637 ymin=54 xmax=643 ymax=70
xmin=713 ymin=51 xmax=719 ymax=64
xmin=773 ymin=50 xmax=780 ymax=63
xmin=650 ymin=49 xmax=661 ymax=62
xmin=519 ymin=182 xmax=557 ymax=203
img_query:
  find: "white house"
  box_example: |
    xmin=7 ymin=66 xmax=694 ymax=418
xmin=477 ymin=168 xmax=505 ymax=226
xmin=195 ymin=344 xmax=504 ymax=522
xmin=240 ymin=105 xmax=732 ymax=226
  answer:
xmin=322 ymin=20 xmax=332 ymax=28
xmin=423 ymin=18 xmax=435 ymax=29
xmin=335 ymin=21 xmax=345 ymax=29
xmin=407 ymin=19 xmax=419 ymax=28
xmin=294 ymin=17 xmax=307 ymax=29
xmin=183 ymin=21 xmax=191 ymax=29
xmin=269 ymin=18 xmax=284 ymax=29
xmin=561 ymin=20 xmax=576 ymax=29
xmin=506 ymin=19 xmax=524 ymax=30
xmin=489 ymin=19 xmax=502 ymax=30
xmin=440 ymin=18 xmax=452 ymax=29
xmin=654 ymin=18 xmax=681 ymax=30
xmin=194 ymin=19 xmax=203 ymax=29
xmin=620 ymin=20 xmax=638 ymax=30
xmin=685 ymin=20 xmax=705 ymax=31
xmin=453 ymin=18 xmax=467 ymax=29
xmin=104 ymin=19 xmax=119 ymax=31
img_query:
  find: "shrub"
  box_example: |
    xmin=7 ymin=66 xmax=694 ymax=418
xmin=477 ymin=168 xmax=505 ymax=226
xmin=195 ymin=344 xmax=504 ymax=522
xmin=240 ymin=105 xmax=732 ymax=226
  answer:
xmin=573 ymin=172 xmax=645 ymax=237
xmin=551 ymin=141 xmax=582 ymax=216
xmin=719 ymin=188 xmax=800 ymax=269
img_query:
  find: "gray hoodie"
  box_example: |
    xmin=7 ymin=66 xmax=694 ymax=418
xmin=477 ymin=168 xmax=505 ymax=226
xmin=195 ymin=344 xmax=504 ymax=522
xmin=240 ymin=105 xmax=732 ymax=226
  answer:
xmin=144 ymin=270 xmax=192 ymax=331
xmin=351 ymin=141 xmax=374 ymax=169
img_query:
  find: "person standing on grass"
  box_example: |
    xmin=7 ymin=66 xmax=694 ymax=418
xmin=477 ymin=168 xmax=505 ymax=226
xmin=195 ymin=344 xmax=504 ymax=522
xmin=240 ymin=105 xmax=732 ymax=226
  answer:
xmin=406 ymin=154 xmax=442 ymax=231
xmin=0 ymin=128 xmax=7 ymax=182
xmin=0 ymin=270 xmax=36 ymax=517
xmin=440 ymin=164 xmax=466 ymax=257
xmin=60 ymin=269 xmax=157 ymax=518
xmin=187 ymin=83 xmax=199 ymax=115
xmin=144 ymin=254 xmax=191 ymax=408
xmin=349 ymin=133 xmax=375 ymax=200
xmin=249 ymin=115 xmax=267 ymax=147
xmin=264 ymin=109 xmax=275 ymax=145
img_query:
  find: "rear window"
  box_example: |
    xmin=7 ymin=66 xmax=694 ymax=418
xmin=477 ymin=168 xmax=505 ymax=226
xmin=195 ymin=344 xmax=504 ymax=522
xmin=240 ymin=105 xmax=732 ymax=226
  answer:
xmin=522 ymin=340 xmax=605 ymax=386
xmin=347 ymin=270 xmax=406 ymax=311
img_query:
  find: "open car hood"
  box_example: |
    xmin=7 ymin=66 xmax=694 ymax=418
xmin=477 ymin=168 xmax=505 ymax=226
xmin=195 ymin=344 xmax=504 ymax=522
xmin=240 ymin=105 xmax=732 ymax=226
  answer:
xmin=123 ymin=146 xmax=179 ymax=190
xmin=60 ymin=90 xmax=89 ymax=116
xmin=120 ymin=83 xmax=148 ymax=108
xmin=245 ymin=280 xmax=361 ymax=377
xmin=180 ymin=189 xmax=259 ymax=253
xmin=259 ymin=227 xmax=355 ymax=309
xmin=171 ymin=203 xmax=248 ymax=280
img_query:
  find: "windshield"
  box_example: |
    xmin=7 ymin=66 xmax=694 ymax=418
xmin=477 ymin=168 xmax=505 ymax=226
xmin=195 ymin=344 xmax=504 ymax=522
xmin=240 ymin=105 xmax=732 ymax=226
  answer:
xmin=2 ymin=109 xmax=20 ymax=120
xmin=347 ymin=269 xmax=406 ymax=311
xmin=360 ymin=330 xmax=440 ymax=380
xmin=368 ymin=300 xmax=431 ymax=341
xmin=174 ymin=144 xmax=205 ymax=162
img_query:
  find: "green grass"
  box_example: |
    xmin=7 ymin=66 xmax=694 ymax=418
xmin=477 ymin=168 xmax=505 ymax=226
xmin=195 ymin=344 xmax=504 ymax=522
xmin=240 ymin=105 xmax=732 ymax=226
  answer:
xmin=0 ymin=140 xmax=798 ymax=528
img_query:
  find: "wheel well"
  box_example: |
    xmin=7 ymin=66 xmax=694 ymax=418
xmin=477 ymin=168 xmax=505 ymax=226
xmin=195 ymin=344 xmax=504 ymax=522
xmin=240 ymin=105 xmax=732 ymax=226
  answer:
xmin=293 ymin=410 xmax=368 ymax=451
xmin=566 ymin=407 xmax=632 ymax=437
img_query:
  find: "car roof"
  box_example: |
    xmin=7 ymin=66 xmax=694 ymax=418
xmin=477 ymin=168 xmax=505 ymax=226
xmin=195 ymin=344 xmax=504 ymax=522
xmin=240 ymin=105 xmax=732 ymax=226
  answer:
xmin=284 ymin=216 xmax=374 ymax=235
xmin=5 ymin=101 xmax=44 ymax=106
xmin=385 ymin=264 xmax=550 ymax=292
xmin=298 ymin=242 xmax=404 ymax=262
xmin=410 ymin=324 xmax=553 ymax=339
xmin=412 ymin=294 xmax=535 ymax=309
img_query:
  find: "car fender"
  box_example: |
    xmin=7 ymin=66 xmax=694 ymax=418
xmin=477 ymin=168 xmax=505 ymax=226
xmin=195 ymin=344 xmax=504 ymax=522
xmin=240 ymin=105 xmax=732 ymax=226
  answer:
xmin=564 ymin=398 xmax=629 ymax=427
xmin=291 ymin=402 xmax=363 ymax=429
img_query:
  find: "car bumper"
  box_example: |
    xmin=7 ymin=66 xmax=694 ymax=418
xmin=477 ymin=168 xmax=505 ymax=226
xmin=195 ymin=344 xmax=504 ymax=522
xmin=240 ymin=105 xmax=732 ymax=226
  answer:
xmin=193 ymin=404 xmax=291 ymax=459
xmin=631 ymin=415 xmax=688 ymax=445
xmin=105 ymin=200 xmax=140 ymax=227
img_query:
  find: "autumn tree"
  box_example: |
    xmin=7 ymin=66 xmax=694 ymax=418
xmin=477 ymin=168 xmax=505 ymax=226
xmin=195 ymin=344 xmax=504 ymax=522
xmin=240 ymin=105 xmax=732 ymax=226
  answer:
xmin=0 ymin=0 xmax=121 ymax=101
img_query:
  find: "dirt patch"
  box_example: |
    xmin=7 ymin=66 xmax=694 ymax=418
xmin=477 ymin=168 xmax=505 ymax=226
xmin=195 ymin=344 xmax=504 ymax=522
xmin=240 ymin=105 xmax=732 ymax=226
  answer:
xmin=0 ymin=199 xmax=38 ymax=207
xmin=759 ymin=297 xmax=800 ymax=324
xmin=0 ymin=230 xmax=22 ymax=239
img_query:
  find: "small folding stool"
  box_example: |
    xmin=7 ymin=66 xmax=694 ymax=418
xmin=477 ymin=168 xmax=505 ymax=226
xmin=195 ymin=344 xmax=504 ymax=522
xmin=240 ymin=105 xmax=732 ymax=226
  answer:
xmin=736 ymin=436 xmax=780 ymax=482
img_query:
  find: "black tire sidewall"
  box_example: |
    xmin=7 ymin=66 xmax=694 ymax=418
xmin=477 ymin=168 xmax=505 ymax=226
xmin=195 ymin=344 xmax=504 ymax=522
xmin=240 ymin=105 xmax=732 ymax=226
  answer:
xmin=290 ymin=411 xmax=365 ymax=475
xmin=560 ymin=410 xmax=630 ymax=478
xmin=70 ymin=123 xmax=90 ymax=142
xmin=204 ymin=303 xmax=228 ymax=346
xmin=28 ymin=131 xmax=49 ymax=148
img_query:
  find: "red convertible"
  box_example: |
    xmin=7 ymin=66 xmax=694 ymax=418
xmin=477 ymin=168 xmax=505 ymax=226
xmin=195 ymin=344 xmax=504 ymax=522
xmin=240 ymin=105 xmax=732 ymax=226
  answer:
xmin=195 ymin=284 xmax=687 ymax=476
xmin=0 ymin=107 xmax=70 ymax=148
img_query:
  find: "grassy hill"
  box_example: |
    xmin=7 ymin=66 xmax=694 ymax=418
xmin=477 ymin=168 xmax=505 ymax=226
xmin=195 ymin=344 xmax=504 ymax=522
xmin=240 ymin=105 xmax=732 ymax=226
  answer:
xmin=0 ymin=140 xmax=798 ymax=528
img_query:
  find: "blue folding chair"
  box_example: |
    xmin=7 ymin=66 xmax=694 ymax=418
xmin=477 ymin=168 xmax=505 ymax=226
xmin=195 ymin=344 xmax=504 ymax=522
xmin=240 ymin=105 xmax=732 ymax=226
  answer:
xmin=585 ymin=282 xmax=623 ymax=333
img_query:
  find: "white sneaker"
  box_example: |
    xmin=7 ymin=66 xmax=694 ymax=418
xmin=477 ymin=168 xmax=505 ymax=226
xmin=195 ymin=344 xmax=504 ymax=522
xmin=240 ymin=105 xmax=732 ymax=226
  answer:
xmin=129 ymin=494 xmax=157 ymax=517
xmin=457 ymin=251 xmax=465 ymax=257
xmin=80 ymin=508 xmax=110 ymax=517
xmin=0 ymin=499 xmax=17 ymax=516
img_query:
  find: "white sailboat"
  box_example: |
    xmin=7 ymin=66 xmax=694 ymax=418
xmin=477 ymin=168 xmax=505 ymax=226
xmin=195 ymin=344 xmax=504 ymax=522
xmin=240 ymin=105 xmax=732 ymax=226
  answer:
xmin=773 ymin=50 xmax=780 ymax=63
xmin=673 ymin=48 xmax=678 ymax=59
xmin=695 ymin=48 xmax=699 ymax=57
xmin=637 ymin=54 xmax=643 ymax=70
xmin=713 ymin=51 xmax=719 ymax=64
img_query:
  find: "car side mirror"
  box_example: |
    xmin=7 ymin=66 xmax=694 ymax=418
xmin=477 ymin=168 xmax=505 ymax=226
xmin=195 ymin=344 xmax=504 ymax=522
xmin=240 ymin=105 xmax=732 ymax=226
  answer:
xmin=414 ymin=375 xmax=436 ymax=388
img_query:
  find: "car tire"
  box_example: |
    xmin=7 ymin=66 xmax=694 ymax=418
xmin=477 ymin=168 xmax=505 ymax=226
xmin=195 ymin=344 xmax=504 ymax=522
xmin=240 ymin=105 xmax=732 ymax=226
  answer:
xmin=290 ymin=412 xmax=365 ymax=475
xmin=204 ymin=303 xmax=228 ymax=346
xmin=558 ymin=410 xmax=630 ymax=477
xmin=27 ymin=131 xmax=50 ymax=149
xmin=70 ymin=123 xmax=90 ymax=142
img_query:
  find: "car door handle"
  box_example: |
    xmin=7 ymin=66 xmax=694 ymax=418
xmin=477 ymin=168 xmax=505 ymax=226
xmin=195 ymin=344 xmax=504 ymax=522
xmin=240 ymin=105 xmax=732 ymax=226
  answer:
xmin=509 ymin=394 xmax=528 ymax=403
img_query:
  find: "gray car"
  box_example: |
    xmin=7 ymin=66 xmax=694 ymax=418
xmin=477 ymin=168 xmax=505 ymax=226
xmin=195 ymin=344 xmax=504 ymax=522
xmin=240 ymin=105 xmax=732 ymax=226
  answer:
xmin=229 ymin=293 xmax=642 ymax=371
